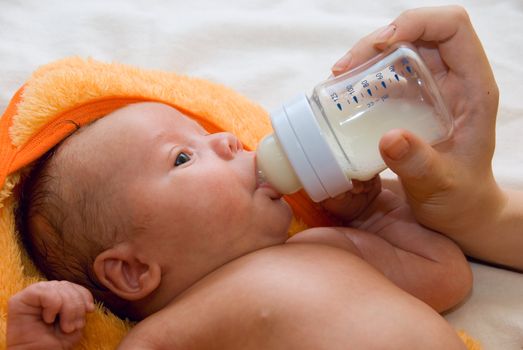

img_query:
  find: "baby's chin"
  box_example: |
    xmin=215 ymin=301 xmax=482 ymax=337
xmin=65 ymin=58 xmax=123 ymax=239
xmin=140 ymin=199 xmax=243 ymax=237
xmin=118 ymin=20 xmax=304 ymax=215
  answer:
xmin=281 ymin=199 xmax=293 ymax=223
xmin=273 ymin=200 xmax=294 ymax=239
xmin=274 ymin=195 xmax=293 ymax=219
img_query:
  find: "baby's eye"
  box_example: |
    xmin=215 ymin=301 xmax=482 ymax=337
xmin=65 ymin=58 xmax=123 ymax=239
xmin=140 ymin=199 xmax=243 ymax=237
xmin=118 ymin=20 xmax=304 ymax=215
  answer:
xmin=174 ymin=152 xmax=192 ymax=166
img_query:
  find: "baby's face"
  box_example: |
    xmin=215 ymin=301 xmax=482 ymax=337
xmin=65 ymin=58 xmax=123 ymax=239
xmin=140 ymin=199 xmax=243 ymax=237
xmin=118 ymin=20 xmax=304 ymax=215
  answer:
xmin=81 ymin=102 xmax=292 ymax=293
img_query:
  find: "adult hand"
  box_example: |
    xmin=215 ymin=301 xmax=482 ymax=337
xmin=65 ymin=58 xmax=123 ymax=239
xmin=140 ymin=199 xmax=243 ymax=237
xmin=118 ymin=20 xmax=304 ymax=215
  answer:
xmin=328 ymin=6 xmax=523 ymax=271
xmin=331 ymin=6 xmax=502 ymax=243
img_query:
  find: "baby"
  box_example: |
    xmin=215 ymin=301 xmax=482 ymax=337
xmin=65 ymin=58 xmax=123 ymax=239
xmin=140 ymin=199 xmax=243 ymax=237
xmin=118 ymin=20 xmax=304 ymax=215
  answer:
xmin=7 ymin=101 xmax=472 ymax=349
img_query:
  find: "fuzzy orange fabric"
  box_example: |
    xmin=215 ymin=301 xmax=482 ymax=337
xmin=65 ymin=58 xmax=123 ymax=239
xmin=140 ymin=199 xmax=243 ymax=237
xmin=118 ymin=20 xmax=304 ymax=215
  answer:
xmin=0 ymin=57 xmax=480 ymax=349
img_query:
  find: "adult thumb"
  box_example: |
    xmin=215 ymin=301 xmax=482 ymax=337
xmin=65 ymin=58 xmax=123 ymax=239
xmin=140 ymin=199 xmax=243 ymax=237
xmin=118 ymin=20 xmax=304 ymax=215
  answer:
xmin=379 ymin=129 xmax=449 ymax=198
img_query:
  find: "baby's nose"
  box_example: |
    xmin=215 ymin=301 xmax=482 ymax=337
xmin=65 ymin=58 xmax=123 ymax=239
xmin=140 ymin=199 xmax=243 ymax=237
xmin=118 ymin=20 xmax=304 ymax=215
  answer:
xmin=209 ymin=132 xmax=243 ymax=159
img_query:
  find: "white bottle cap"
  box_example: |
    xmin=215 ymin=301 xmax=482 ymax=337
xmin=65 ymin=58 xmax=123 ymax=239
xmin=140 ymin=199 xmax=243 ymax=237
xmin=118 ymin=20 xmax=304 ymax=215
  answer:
xmin=271 ymin=94 xmax=352 ymax=202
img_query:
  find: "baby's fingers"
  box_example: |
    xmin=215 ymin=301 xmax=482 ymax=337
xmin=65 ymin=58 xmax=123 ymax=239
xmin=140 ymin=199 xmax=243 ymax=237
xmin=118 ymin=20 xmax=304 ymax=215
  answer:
xmin=34 ymin=281 xmax=65 ymax=324
xmin=71 ymin=282 xmax=95 ymax=313
xmin=56 ymin=282 xmax=93 ymax=334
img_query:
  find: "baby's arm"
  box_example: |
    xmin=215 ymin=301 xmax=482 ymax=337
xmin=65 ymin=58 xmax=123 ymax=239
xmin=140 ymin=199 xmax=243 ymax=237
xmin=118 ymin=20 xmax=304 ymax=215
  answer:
xmin=288 ymin=189 xmax=473 ymax=312
xmin=7 ymin=281 xmax=95 ymax=350
xmin=118 ymin=244 xmax=466 ymax=350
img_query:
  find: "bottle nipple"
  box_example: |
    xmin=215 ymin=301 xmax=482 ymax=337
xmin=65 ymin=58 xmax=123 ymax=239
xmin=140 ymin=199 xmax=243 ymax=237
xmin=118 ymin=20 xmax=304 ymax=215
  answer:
xmin=256 ymin=134 xmax=301 ymax=195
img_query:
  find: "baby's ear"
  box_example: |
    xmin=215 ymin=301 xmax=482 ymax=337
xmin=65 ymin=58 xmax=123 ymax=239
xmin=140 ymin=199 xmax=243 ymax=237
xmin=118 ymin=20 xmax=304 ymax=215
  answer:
xmin=93 ymin=243 xmax=161 ymax=301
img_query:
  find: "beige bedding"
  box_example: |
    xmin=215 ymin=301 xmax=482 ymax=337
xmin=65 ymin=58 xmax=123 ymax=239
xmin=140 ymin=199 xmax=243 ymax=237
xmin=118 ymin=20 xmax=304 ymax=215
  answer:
xmin=1 ymin=1 xmax=521 ymax=348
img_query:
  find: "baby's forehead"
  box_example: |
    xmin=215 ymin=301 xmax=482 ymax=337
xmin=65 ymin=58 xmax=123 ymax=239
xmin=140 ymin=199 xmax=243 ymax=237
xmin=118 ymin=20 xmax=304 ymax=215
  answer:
xmin=57 ymin=102 xmax=195 ymax=165
xmin=84 ymin=102 xmax=202 ymax=142
xmin=110 ymin=102 xmax=197 ymax=129
xmin=125 ymin=103 xmax=205 ymax=134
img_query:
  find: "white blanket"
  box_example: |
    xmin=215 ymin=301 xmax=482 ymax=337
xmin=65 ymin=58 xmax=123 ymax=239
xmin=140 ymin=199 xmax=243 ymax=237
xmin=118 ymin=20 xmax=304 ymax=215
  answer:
xmin=1 ymin=1 xmax=522 ymax=348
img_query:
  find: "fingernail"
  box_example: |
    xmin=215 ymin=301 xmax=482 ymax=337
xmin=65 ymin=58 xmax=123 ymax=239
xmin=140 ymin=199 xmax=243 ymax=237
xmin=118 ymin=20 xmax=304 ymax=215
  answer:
xmin=63 ymin=322 xmax=75 ymax=334
xmin=332 ymin=52 xmax=352 ymax=74
xmin=382 ymin=134 xmax=410 ymax=160
xmin=375 ymin=24 xmax=396 ymax=44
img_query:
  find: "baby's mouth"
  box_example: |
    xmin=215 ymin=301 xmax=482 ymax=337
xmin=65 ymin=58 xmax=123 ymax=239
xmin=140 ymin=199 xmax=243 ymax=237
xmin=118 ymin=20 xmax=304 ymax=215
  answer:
xmin=255 ymin=166 xmax=283 ymax=200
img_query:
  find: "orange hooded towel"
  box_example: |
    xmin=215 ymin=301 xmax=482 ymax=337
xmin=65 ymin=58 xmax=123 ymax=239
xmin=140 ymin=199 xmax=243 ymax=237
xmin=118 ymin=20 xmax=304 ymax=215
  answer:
xmin=0 ymin=57 xmax=480 ymax=349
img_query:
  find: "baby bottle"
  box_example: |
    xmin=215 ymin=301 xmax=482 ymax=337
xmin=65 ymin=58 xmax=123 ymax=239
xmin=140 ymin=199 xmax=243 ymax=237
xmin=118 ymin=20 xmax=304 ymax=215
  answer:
xmin=256 ymin=42 xmax=453 ymax=202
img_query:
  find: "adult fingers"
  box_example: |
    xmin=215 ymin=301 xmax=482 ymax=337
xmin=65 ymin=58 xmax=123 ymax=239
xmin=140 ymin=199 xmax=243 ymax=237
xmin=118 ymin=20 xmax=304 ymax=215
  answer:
xmin=331 ymin=25 xmax=386 ymax=75
xmin=332 ymin=6 xmax=488 ymax=82
xmin=378 ymin=6 xmax=489 ymax=81
xmin=379 ymin=129 xmax=452 ymax=199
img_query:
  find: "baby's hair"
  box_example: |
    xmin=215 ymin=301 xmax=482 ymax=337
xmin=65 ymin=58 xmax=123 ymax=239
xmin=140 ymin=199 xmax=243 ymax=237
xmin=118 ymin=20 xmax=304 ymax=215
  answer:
xmin=15 ymin=121 xmax=135 ymax=320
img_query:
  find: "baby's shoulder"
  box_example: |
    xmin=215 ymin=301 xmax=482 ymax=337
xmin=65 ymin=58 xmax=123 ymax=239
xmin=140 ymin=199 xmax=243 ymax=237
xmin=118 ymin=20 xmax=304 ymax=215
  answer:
xmin=121 ymin=244 xmax=373 ymax=349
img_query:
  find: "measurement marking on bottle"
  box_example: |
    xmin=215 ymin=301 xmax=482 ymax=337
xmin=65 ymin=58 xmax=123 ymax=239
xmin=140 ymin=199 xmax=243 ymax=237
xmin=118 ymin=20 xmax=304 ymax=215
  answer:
xmin=353 ymin=96 xmax=359 ymax=103
xmin=367 ymin=89 xmax=373 ymax=96
xmin=381 ymin=81 xmax=387 ymax=88
xmin=406 ymin=66 xmax=412 ymax=74
xmin=394 ymin=74 xmax=399 ymax=81
xmin=337 ymin=103 xmax=342 ymax=111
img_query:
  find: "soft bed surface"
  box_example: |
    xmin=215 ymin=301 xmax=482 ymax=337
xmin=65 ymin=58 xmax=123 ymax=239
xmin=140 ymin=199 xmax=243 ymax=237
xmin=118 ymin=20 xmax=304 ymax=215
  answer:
xmin=1 ymin=1 xmax=522 ymax=349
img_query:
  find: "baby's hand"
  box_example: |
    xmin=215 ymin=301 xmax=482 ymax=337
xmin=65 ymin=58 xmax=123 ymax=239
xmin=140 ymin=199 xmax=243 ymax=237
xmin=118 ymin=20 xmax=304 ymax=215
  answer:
xmin=321 ymin=175 xmax=381 ymax=224
xmin=7 ymin=280 xmax=95 ymax=350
